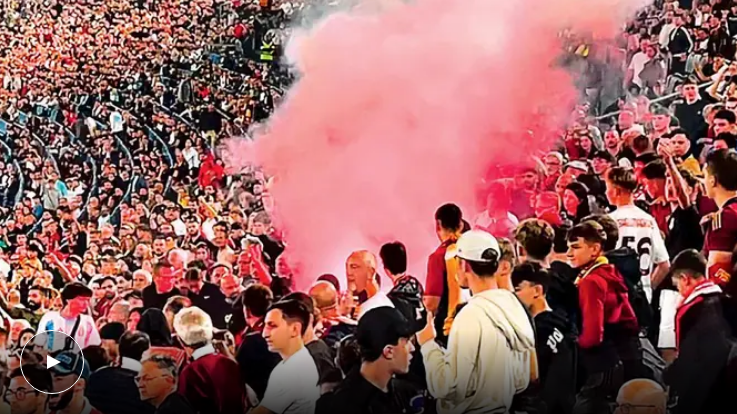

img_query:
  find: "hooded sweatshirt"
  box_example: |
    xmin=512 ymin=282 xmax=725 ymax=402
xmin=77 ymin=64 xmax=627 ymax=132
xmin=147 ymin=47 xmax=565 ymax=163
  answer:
xmin=576 ymin=257 xmax=639 ymax=373
xmin=421 ymin=288 xmax=536 ymax=414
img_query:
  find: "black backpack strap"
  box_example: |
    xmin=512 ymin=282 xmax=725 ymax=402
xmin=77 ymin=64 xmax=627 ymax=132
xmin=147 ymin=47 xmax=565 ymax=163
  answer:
xmin=65 ymin=316 xmax=81 ymax=350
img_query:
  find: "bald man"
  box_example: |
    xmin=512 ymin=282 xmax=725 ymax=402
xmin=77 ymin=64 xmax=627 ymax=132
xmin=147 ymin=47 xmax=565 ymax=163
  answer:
xmin=309 ymin=281 xmax=339 ymax=314
xmin=614 ymin=379 xmax=666 ymax=414
xmin=345 ymin=250 xmax=393 ymax=319
xmin=345 ymin=251 xmax=377 ymax=297
xmin=309 ymin=281 xmax=356 ymax=348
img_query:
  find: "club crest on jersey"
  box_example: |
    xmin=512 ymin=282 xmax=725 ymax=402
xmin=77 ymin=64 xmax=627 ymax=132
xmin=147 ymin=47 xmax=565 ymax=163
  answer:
xmin=715 ymin=268 xmax=731 ymax=283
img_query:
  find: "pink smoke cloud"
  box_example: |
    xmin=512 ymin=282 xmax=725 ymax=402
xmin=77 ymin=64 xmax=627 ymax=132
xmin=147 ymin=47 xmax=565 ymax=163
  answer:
xmin=225 ymin=0 xmax=646 ymax=289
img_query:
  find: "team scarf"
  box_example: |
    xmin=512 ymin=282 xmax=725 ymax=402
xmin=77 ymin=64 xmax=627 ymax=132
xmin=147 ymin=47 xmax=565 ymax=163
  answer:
xmin=574 ymin=256 xmax=609 ymax=286
xmin=674 ymin=279 xmax=722 ymax=350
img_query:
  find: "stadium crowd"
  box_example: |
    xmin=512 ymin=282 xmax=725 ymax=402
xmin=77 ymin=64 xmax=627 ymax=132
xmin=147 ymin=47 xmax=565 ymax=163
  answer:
xmin=3 ymin=0 xmax=737 ymax=414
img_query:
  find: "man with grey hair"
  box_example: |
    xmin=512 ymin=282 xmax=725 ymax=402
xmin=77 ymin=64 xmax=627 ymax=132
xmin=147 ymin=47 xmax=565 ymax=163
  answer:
xmin=137 ymin=354 xmax=196 ymax=414
xmin=173 ymin=306 xmax=245 ymax=414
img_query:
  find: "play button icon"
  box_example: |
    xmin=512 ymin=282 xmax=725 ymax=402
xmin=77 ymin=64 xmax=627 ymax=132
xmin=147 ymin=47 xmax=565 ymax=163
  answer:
xmin=21 ymin=330 xmax=86 ymax=394
xmin=46 ymin=355 xmax=61 ymax=370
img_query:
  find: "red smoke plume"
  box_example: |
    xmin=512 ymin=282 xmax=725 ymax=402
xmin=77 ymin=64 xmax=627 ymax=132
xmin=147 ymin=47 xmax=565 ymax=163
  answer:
xmin=226 ymin=0 xmax=646 ymax=288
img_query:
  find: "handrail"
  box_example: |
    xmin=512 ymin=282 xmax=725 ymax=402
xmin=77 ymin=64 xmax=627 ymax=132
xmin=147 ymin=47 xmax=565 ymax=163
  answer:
xmin=56 ymin=121 xmax=98 ymax=216
xmin=112 ymin=135 xmax=137 ymax=219
xmin=31 ymin=132 xmax=60 ymax=176
xmin=145 ymin=126 xmax=175 ymax=194
xmin=88 ymin=114 xmax=137 ymax=219
xmin=104 ymin=102 xmax=175 ymax=194
xmin=0 ymin=136 xmax=23 ymax=207
xmin=595 ymin=80 xmax=716 ymax=121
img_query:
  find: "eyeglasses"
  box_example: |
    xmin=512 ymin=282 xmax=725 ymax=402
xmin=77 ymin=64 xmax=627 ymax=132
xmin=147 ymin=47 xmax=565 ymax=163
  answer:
xmin=613 ymin=403 xmax=657 ymax=414
xmin=134 ymin=374 xmax=168 ymax=383
xmin=4 ymin=388 xmax=37 ymax=401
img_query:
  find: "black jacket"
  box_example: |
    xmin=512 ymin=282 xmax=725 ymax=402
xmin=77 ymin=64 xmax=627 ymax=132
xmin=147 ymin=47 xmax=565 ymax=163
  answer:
xmin=317 ymin=369 xmax=429 ymax=414
xmin=665 ymin=291 xmax=737 ymax=414
xmin=547 ymin=261 xmax=580 ymax=334
xmin=156 ymin=392 xmax=197 ymax=414
xmin=513 ymin=309 xmax=577 ymax=414
xmin=235 ymin=325 xmax=281 ymax=399
xmin=86 ymin=365 xmax=155 ymax=414
xmin=142 ymin=285 xmax=182 ymax=310
xmin=188 ymin=282 xmax=229 ymax=329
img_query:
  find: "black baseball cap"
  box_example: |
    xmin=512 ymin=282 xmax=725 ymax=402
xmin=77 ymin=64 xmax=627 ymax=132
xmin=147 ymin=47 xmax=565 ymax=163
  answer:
xmin=357 ymin=307 xmax=414 ymax=360
xmin=50 ymin=351 xmax=90 ymax=380
xmin=61 ymin=282 xmax=93 ymax=302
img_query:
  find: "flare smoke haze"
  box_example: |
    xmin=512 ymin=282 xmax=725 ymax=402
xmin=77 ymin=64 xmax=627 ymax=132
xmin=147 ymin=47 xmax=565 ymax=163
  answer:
xmin=225 ymin=0 xmax=648 ymax=288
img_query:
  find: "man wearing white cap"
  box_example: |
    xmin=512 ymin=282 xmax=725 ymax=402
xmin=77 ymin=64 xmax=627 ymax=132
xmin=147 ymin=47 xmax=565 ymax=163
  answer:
xmin=417 ymin=230 xmax=536 ymax=414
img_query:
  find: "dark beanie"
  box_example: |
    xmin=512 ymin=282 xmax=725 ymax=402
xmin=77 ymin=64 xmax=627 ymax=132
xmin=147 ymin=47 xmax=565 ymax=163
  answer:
xmin=99 ymin=322 xmax=126 ymax=342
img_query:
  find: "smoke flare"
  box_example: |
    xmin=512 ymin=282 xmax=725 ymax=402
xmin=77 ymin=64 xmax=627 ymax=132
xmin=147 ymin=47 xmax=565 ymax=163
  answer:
xmin=226 ymin=0 xmax=647 ymax=288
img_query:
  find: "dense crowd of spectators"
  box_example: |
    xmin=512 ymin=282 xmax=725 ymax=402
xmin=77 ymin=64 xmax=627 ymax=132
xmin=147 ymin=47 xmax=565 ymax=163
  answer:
xmin=3 ymin=1 xmax=737 ymax=414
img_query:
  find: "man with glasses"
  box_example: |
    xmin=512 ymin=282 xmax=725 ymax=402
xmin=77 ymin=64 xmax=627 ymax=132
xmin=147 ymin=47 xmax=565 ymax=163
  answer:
xmin=613 ymin=379 xmax=666 ymax=414
xmin=137 ymin=354 xmax=196 ymax=414
xmin=5 ymin=364 xmax=51 ymax=414
xmin=88 ymin=331 xmax=153 ymax=414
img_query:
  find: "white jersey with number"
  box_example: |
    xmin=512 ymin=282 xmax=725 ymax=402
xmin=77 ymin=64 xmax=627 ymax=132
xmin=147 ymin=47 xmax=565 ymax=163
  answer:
xmin=608 ymin=204 xmax=669 ymax=302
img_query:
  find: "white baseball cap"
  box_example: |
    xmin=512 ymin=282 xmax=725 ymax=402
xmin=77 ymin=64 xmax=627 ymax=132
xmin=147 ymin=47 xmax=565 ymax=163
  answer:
xmin=452 ymin=230 xmax=500 ymax=262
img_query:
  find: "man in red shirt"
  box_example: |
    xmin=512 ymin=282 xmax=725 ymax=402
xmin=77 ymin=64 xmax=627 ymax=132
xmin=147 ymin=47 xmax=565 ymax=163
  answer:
xmin=702 ymin=149 xmax=737 ymax=296
xmin=567 ymin=221 xmax=641 ymax=414
xmin=425 ymin=203 xmax=464 ymax=345
xmin=641 ymin=159 xmax=671 ymax=236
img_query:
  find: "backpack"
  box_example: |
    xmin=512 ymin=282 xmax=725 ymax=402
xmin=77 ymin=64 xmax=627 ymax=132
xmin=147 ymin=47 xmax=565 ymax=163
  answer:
xmin=607 ymin=248 xmax=654 ymax=334
xmin=388 ymin=276 xmax=427 ymax=334
xmin=640 ymin=336 xmax=666 ymax=386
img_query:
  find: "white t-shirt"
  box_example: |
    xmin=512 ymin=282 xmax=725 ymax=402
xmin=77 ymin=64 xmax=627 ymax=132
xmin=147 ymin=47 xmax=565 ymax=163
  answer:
xmin=36 ymin=312 xmax=101 ymax=351
xmin=472 ymin=211 xmax=519 ymax=230
xmin=609 ymin=205 xmax=669 ymax=302
xmin=261 ymin=346 xmax=320 ymax=414
xmin=628 ymin=52 xmax=651 ymax=88
xmin=357 ymin=292 xmax=395 ymax=319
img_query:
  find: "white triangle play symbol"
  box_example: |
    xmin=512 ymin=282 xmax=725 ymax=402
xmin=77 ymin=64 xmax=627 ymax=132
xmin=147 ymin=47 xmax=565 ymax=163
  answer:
xmin=46 ymin=356 xmax=61 ymax=370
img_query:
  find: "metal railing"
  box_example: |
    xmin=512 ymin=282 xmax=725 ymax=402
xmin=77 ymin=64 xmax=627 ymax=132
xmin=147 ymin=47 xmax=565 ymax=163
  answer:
xmin=594 ymin=79 xmax=716 ymax=121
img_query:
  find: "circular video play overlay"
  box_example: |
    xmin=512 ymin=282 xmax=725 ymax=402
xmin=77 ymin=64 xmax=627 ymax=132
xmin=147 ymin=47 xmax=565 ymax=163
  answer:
xmin=20 ymin=330 xmax=85 ymax=395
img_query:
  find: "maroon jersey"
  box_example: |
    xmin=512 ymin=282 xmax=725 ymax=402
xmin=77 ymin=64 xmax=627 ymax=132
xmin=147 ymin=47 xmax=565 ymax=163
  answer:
xmin=703 ymin=197 xmax=737 ymax=294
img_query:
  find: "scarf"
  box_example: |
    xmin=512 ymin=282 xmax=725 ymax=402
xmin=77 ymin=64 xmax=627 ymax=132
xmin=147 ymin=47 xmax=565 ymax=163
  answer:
xmin=675 ymin=279 xmax=722 ymax=350
xmin=574 ymin=255 xmax=609 ymax=286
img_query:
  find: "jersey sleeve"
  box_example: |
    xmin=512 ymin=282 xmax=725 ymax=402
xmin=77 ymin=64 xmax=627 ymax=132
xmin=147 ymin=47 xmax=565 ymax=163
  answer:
xmin=706 ymin=210 xmax=737 ymax=253
xmin=425 ymin=250 xmax=445 ymax=297
xmin=651 ymin=224 xmax=669 ymax=264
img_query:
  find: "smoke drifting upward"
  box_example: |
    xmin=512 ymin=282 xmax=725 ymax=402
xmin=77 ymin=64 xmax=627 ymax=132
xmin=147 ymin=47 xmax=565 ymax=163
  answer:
xmin=226 ymin=0 xmax=646 ymax=288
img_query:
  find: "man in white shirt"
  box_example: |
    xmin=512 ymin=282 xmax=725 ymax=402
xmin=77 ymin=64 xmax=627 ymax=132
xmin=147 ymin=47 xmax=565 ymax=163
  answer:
xmin=626 ymin=40 xmax=658 ymax=89
xmin=417 ymin=230 xmax=536 ymax=414
xmin=345 ymin=250 xmax=394 ymax=319
xmin=605 ymin=167 xmax=670 ymax=303
xmin=658 ymin=11 xmax=676 ymax=47
xmin=252 ymin=299 xmax=320 ymax=414
xmin=36 ymin=282 xmax=101 ymax=351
